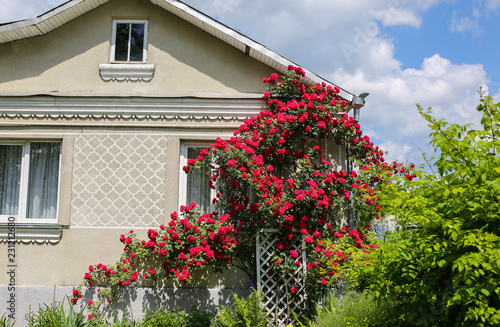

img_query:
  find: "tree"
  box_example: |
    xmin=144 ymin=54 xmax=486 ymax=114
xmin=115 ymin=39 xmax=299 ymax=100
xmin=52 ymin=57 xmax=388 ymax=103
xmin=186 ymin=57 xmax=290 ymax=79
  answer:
xmin=354 ymin=92 xmax=500 ymax=326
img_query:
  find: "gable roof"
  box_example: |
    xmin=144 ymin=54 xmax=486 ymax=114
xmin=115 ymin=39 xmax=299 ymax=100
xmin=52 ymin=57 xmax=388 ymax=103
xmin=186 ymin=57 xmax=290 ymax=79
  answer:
xmin=0 ymin=0 xmax=355 ymax=102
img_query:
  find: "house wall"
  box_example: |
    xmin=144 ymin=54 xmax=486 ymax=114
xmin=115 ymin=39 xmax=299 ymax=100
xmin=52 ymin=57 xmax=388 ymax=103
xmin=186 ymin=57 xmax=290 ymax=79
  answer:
xmin=0 ymin=0 xmax=269 ymax=287
xmin=0 ymin=121 xmax=251 ymax=325
xmin=0 ymin=122 xmax=249 ymax=285
xmin=0 ymin=0 xmax=338 ymax=323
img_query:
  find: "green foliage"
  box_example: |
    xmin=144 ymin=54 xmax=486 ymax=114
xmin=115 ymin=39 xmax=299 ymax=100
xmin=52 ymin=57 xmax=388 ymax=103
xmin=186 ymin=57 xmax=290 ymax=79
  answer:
xmin=139 ymin=306 xmax=213 ymax=327
xmin=183 ymin=307 xmax=214 ymax=327
xmin=213 ymin=289 xmax=269 ymax=327
xmin=352 ymin=92 xmax=500 ymax=326
xmin=22 ymin=299 xmax=213 ymax=327
xmin=139 ymin=307 xmax=184 ymax=327
xmin=0 ymin=313 xmax=16 ymax=327
xmin=26 ymin=303 xmax=64 ymax=327
xmin=306 ymin=291 xmax=393 ymax=327
xmin=108 ymin=306 xmax=139 ymax=327
xmin=26 ymin=297 xmax=86 ymax=327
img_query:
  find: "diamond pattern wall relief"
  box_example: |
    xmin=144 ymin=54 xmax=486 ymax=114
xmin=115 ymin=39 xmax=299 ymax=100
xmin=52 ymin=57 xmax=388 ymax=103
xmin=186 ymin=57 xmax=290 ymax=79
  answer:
xmin=71 ymin=134 xmax=168 ymax=227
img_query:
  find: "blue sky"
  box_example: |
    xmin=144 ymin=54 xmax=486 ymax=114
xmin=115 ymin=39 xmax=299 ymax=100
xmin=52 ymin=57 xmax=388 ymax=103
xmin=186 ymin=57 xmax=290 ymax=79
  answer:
xmin=1 ymin=0 xmax=499 ymax=165
xmin=388 ymin=2 xmax=500 ymax=82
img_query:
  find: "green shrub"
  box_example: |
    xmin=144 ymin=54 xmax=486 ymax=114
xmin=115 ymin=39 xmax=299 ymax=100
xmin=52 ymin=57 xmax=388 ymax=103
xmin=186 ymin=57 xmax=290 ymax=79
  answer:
xmin=107 ymin=305 xmax=139 ymax=327
xmin=352 ymin=94 xmax=500 ymax=326
xmin=184 ymin=307 xmax=214 ymax=327
xmin=22 ymin=297 xmax=215 ymax=327
xmin=212 ymin=289 xmax=269 ymax=327
xmin=1 ymin=313 xmax=16 ymax=327
xmin=139 ymin=306 xmax=213 ymax=327
xmin=26 ymin=303 xmax=64 ymax=327
xmin=308 ymin=291 xmax=393 ymax=327
xmin=139 ymin=307 xmax=186 ymax=327
xmin=25 ymin=297 xmax=86 ymax=327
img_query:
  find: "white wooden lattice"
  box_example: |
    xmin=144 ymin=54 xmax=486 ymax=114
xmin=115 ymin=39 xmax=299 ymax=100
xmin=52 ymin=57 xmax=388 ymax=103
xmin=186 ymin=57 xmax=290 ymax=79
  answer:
xmin=257 ymin=229 xmax=307 ymax=326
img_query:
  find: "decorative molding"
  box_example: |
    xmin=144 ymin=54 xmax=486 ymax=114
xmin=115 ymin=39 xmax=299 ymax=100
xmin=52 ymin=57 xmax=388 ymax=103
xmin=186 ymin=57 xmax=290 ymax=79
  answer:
xmin=0 ymin=96 xmax=265 ymax=122
xmin=99 ymin=64 xmax=155 ymax=81
xmin=0 ymin=224 xmax=62 ymax=243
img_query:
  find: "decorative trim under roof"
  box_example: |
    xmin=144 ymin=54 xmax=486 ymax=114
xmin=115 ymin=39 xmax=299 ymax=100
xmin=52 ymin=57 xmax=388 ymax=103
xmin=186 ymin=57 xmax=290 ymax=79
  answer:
xmin=0 ymin=0 xmax=354 ymax=102
xmin=0 ymin=95 xmax=266 ymax=121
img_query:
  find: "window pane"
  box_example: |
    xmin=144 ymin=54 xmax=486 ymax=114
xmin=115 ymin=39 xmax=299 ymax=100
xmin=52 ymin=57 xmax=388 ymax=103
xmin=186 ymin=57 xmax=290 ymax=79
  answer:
xmin=130 ymin=23 xmax=145 ymax=61
xmin=0 ymin=145 xmax=22 ymax=215
xmin=26 ymin=142 xmax=60 ymax=219
xmin=186 ymin=147 xmax=211 ymax=212
xmin=114 ymin=23 xmax=130 ymax=61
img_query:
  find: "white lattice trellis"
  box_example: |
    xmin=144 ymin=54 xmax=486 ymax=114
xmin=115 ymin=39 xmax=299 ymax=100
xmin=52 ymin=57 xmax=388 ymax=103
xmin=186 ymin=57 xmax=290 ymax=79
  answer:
xmin=257 ymin=229 xmax=307 ymax=326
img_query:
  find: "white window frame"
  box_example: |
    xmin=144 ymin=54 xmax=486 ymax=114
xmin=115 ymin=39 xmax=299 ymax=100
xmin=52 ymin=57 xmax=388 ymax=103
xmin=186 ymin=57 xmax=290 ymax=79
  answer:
xmin=110 ymin=20 xmax=149 ymax=63
xmin=179 ymin=142 xmax=217 ymax=213
xmin=0 ymin=140 xmax=61 ymax=224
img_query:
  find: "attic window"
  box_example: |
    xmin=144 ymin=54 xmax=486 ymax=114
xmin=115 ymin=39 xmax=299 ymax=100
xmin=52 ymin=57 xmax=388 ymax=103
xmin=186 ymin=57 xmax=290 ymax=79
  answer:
xmin=111 ymin=20 xmax=149 ymax=63
xmin=100 ymin=19 xmax=154 ymax=81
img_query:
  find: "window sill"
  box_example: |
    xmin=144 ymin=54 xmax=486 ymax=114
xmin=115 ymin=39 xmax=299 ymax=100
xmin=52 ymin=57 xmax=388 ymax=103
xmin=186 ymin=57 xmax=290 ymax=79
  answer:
xmin=0 ymin=223 xmax=63 ymax=244
xmin=99 ymin=64 xmax=155 ymax=81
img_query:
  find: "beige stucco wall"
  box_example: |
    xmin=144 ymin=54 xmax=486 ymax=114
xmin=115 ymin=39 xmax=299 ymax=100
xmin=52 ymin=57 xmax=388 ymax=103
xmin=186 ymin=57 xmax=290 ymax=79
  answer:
xmin=0 ymin=0 xmax=277 ymax=291
xmin=0 ymin=0 xmax=275 ymax=95
xmin=0 ymin=123 xmax=246 ymax=287
xmin=0 ymin=227 xmax=247 ymax=287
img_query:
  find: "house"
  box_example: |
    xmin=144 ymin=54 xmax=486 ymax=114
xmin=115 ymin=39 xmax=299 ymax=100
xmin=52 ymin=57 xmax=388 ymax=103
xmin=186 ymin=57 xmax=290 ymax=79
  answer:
xmin=0 ymin=0 xmax=357 ymax=322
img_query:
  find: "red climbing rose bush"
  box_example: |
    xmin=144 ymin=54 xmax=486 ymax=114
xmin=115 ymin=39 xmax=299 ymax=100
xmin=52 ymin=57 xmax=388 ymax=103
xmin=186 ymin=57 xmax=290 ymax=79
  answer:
xmin=182 ymin=66 xmax=409 ymax=299
xmin=73 ymin=66 xmax=412 ymax=324
xmin=72 ymin=204 xmax=237 ymax=325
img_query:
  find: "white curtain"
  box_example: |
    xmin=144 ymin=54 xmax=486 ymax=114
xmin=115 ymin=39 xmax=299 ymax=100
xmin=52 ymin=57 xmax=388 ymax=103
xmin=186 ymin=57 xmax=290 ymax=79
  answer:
xmin=26 ymin=142 xmax=60 ymax=219
xmin=187 ymin=147 xmax=211 ymax=212
xmin=0 ymin=145 xmax=22 ymax=215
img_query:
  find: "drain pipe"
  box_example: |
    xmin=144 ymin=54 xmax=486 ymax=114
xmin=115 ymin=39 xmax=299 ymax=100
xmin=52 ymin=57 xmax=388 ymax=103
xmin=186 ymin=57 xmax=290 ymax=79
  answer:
xmin=350 ymin=93 xmax=369 ymax=121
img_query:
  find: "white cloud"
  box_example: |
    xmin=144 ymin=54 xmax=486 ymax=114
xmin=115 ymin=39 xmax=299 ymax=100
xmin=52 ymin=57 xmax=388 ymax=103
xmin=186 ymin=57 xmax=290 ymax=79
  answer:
xmin=183 ymin=0 xmax=491 ymax=165
xmin=330 ymin=54 xmax=487 ymax=164
xmin=373 ymin=8 xmax=422 ymax=28
xmin=485 ymin=0 xmax=500 ymax=10
xmin=0 ymin=0 xmax=493 ymax=166
xmin=0 ymin=0 xmax=64 ymax=23
xmin=448 ymin=1 xmax=500 ymax=36
xmin=450 ymin=12 xmax=482 ymax=35
xmin=378 ymin=141 xmax=414 ymax=163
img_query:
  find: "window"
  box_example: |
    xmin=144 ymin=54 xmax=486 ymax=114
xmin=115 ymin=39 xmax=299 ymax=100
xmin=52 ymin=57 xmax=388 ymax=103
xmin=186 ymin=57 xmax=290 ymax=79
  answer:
xmin=100 ymin=19 xmax=154 ymax=81
xmin=111 ymin=20 xmax=149 ymax=63
xmin=0 ymin=141 xmax=61 ymax=223
xmin=179 ymin=144 xmax=215 ymax=213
